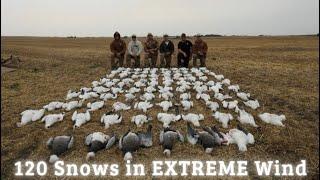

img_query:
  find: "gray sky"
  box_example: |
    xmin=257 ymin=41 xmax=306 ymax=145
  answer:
xmin=1 ymin=0 xmax=319 ymax=37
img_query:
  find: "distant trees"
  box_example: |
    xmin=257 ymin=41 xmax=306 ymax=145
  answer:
xmin=67 ymin=36 xmax=76 ymax=39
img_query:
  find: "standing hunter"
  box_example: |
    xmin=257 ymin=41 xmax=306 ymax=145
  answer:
xmin=110 ymin=31 xmax=126 ymax=69
xmin=144 ymin=33 xmax=159 ymax=67
xmin=192 ymin=34 xmax=208 ymax=67
xmin=159 ymin=34 xmax=175 ymax=68
xmin=126 ymin=34 xmax=143 ymax=68
xmin=177 ymin=33 xmax=193 ymax=68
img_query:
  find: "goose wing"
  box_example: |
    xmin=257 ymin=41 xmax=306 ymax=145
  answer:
xmin=105 ymin=134 xmax=117 ymax=150
xmin=85 ymin=133 xmax=93 ymax=146
xmin=187 ymin=123 xmax=198 ymax=145
xmin=137 ymin=125 xmax=152 ymax=148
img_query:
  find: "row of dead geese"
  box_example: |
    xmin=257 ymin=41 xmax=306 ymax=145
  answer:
xmin=18 ymin=67 xmax=286 ymax=129
xmin=47 ymin=123 xmax=255 ymax=163
xmin=18 ymin=67 xmax=286 ymax=163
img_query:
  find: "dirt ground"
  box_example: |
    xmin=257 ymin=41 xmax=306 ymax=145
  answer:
xmin=1 ymin=36 xmax=319 ymax=179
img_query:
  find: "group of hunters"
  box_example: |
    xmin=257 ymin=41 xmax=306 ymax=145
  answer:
xmin=109 ymin=32 xmax=208 ymax=69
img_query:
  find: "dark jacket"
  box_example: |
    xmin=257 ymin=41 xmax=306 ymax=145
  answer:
xmin=159 ymin=40 xmax=174 ymax=55
xmin=110 ymin=39 xmax=126 ymax=55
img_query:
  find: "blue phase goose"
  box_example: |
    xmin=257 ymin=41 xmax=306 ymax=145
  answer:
xmin=85 ymin=132 xmax=117 ymax=161
xmin=186 ymin=123 xmax=220 ymax=154
xmin=47 ymin=135 xmax=74 ymax=163
xmin=159 ymin=127 xmax=184 ymax=157
xmin=119 ymin=125 xmax=152 ymax=161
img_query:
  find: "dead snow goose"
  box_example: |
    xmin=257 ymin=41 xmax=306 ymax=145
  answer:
xmin=206 ymin=101 xmax=219 ymax=112
xmin=92 ymin=81 xmax=100 ymax=87
xmin=228 ymin=85 xmax=240 ymax=93
xmin=62 ymin=100 xmax=84 ymax=111
xmin=258 ymin=113 xmax=286 ymax=126
xmin=100 ymin=93 xmax=117 ymax=101
xmin=243 ymin=99 xmax=260 ymax=110
xmin=134 ymin=101 xmax=153 ymax=113
xmin=182 ymin=113 xmax=204 ymax=127
xmin=41 ymin=113 xmax=65 ymax=129
xmin=140 ymin=92 xmax=155 ymax=101
xmin=113 ymin=102 xmax=131 ymax=111
xmin=100 ymin=112 xmax=122 ymax=129
xmin=199 ymin=76 xmax=208 ymax=81
xmin=160 ymin=127 xmax=184 ymax=157
xmin=221 ymin=79 xmax=231 ymax=86
xmin=214 ymin=92 xmax=232 ymax=102
xmin=79 ymin=92 xmax=99 ymax=100
xmin=226 ymin=125 xmax=254 ymax=152
xmin=87 ymin=101 xmax=104 ymax=111
xmin=72 ymin=110 xmax=91 ymax=129
xmin=80 ymin=87 xmax=92 ymax=93
xmin=125 ymin=93 xmax=136 ymax=101
xmin=66 ymin=90 xmax=80 ymax=100
xmin=17 ymin=109 xmax=45 ymax=127
xmin=159 ymin=91 xmax=174 ymax=101
xmin=180 ymin=100 xmax=193 ymax=110
xmin=214 ymin=74 xmax=224 ymax=81
xmin=127 ymin=87 xmax=140 ymax=94
xmin=180 ymin=92 xmax=191 ymax=100
xmin=222 ymin=100 xmax=239 ymax=110
xmin=157 ymin=113 xmax=181 ymax=127
xmin=111 ymin=87 xmax=123 ymax=94
xmin=209 ymin=82 xmax=223 ymax=93
xmin=131 ymin=114 xmax=152 ymax=127
xmin=156 ymin=101 xmax=173 ymax=112
xmin=237 ymin=109 xmax=258 ymax=127
xmin=47 ymin=135 xmax=74 ymax=163
xmin=213 ymin=111 xmax=233 ymax=128
xmin=93 ymin=86 xmax=109 ymax=94
xmin=144 ymin=86 xmax=157 ymax=93
xmin=236 ymin=92 xmax=251 ymax=101
xmin=196 ymin=93 xmax=210 ymax=102
xmin=85 ymin=132 xmax=116 ymax=161
xmin=43 ymin=101 xmax=64 ymax=111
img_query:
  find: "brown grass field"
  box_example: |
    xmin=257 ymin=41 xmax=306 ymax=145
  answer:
xmin=1 ymin=35 xmax=319 ymax=179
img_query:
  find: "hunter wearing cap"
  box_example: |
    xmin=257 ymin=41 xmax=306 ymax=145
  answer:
xmin=144 ymin=33 xmax=159 ymax=67
xmin=177 ymin=33 xmax=193 ymax=68
xmin=159 ymin=34 xmax=174 ymax=68
xmin=126 ymin=34 xmax=143 ymax=68
xmin=192 ymin=34 xmax=208 ymax=67
xmin=110 ymin=31 xmax=126 ymax=69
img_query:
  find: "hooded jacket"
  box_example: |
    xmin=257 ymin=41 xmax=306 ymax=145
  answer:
xmin=128 ymin=40 xmax=143 ymax=56
xmin=110 ymin=39 xmax=126 ymax=55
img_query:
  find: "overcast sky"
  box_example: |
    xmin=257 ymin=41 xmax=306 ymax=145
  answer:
xmin=1 ymin=0 xmax=319 ymax=37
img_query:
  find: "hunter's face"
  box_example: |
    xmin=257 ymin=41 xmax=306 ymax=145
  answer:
xmin=115 ymin=36 xmax=120 ymax=40
xmin=181 ymin=36 xmax=186 ymax=41
xmin=164 ymin=36 xmax=168 ymax=41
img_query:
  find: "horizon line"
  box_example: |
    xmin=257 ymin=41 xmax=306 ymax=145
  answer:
xmin=1 ymin=34 xmax=319 ymax=38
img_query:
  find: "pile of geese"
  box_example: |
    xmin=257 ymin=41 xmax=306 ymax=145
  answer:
xmin=18 ymin=67 xmax=286 ymax=163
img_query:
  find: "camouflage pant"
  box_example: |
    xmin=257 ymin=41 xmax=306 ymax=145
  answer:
xmin=159 ymin=54 xmax=172 ymax=68
xmin=126 ymin=54 xmax=141 ymax=68
xmin=144 ymin=53 xmax=158 ymax=68
xmin=110 ymin=53 xmax=125 ymax=69
xmin=193 ymin=54 xmax=206 ymax=67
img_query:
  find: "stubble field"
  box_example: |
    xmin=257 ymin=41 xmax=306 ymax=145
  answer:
xmin=1 ymin=35 xmax=319 ymax=179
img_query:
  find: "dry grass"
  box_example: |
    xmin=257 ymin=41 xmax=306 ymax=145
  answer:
xmin=1 ymin=36 xmax=319 ymax=179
